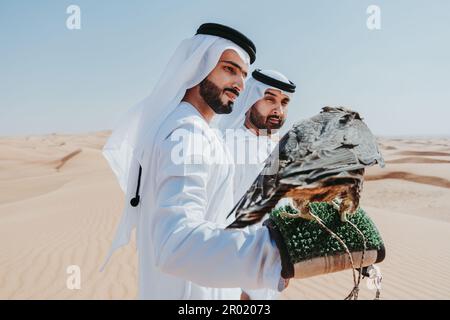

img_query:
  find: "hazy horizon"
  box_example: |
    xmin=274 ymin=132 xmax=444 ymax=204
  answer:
xmin=2 ymin=129 xmax=450 ymax=140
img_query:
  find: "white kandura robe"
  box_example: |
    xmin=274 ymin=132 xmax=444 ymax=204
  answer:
xmin=225 ymin=125 xmax=281 ymax=300
xmin=228 ymin=126 xmax=278 ymax=206
xmin=135 ymin=102 xmax=283 ymax=299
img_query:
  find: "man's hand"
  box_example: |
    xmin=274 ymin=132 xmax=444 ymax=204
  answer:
xmin=263 ymin=218 xmax=294 ymax=280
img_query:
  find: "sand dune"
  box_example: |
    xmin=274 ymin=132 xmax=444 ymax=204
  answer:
xmin=386 ymin=157 xmax=450 ymax=164
xmin=0 ymin=133 xmax=137 ymax=299
xmin=394 ymin=151 xmax=450 ymax=157
xmin=366 ymin=171 xmax=450 ymax=189
xmin=0 ymin=134 xmax=449 ymax=299
xmin=54 ymin=149 xmax=83 ymax=170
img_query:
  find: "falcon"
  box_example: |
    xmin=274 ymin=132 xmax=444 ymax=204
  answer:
xmin=227 ymin=106 xmax=384 ymax=228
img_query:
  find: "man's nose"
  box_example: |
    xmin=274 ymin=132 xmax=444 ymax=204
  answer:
xmin=233 ymin=75 xmax=245 ymax=92
xmin=272 ymin=104 xmax=283 ymax=116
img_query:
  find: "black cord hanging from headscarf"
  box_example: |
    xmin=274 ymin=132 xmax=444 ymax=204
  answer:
xmin=130 ymin=165 xmax=142 ymax=207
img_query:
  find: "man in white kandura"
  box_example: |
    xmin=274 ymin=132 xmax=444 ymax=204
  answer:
xmin=214 ymin=69 xmax=296 ymax=299
xmin=101 ymin=23 xmax=288 ymax=299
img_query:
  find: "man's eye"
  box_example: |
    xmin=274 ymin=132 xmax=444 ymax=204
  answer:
xmin=224 ymin=66 xmax=235 ymax=74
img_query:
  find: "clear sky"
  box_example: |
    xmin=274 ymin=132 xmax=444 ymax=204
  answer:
xmin=1 ymin=0 xmax=449 ymax=137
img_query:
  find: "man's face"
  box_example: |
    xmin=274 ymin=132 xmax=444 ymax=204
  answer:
xmin=199 ymin=49 xmax=248 ymax=114
xmin=247 ymin=88 xmax=291 ymax=130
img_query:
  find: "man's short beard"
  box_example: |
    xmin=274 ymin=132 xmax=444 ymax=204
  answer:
xmin=249 ymin=106 xmax=285 ymax=131
xmin=199 ymin=77 xmax=233 ymax=114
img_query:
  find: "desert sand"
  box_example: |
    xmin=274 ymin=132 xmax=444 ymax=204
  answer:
xmin=1 ymin=133 xmax=450 ymax=299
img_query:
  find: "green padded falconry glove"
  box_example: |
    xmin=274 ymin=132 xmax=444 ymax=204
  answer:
xmin=264 ymin=203 xmax=386 ymax=281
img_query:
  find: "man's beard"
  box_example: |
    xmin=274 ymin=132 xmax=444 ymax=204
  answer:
xmin=199 ymin=78 xmax=235 ymax=114
xmin=249 ymin=106 xmax=285 ymax=131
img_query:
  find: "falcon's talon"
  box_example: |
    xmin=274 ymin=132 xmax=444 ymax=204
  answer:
xmin=279 ymin=211 xmax=301 ymax=219
xmin=280 ymin=202 xmax=315 ymax=221
xmin=331 ymin=201 xmax=341 ymax=211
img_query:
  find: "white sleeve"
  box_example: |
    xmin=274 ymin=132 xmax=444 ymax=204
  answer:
xmin=148 ymin=124 xmax=283 ymax=291
xmin=241 ymin=223 xmax=282 ymax=299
